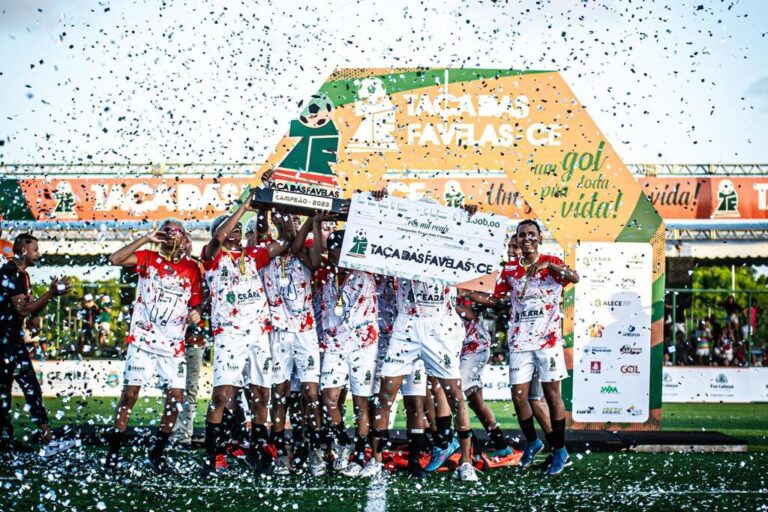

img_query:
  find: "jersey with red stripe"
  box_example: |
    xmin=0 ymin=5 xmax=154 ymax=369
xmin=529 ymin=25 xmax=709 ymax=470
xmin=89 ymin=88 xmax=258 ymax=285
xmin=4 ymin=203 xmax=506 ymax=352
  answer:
xmin=394 ymin=279 xmax=456 ymax=319
xmin=127 ymin=250 xmax=203 ymax=357
xmin=260 ymin=253 xmax=314 ymax=332
xmin=319 ymin=269 xmax=379 ymax=352
xmin=493 ymin=254 xmax=568 ymax=352
xmin=201 ymin=246 xmax=271 ymax=338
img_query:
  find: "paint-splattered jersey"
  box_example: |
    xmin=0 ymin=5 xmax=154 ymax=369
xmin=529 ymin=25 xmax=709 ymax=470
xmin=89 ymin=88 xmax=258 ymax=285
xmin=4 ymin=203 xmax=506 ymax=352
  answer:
xmin=493 ymin=254 xmax=568 ymax=352
xmin=319 ymin=269 xmax=379 ymax=352
xmin=126 ymin=250 xmax=203 ymax=357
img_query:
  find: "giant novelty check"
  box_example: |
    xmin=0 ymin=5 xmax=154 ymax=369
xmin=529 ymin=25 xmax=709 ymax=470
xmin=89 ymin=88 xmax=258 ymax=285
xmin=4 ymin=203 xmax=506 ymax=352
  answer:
xmin=338 ymin=194 xmax=508 ymax=291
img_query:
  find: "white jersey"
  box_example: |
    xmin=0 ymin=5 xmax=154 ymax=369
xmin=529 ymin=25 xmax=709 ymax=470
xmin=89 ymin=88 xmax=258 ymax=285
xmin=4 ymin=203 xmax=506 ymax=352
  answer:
xmin=202 ymin=246 xmax=271 ymax=340
xmin=260 ymin=253 xmax=315 ymax=333
xmin=319 ymin=269 xmax=379 ymax=352
xmin=127 ymin=250 xmax=203 ymax=358
xmin=394 ymin=279 xmax=457 ymax=319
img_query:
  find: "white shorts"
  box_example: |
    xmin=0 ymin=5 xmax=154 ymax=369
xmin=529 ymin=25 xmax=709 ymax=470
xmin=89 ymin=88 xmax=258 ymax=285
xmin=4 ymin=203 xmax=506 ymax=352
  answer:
xmin=508 ymin=346 xmax=567 ymax=385
xmin=213 ymin=333 xmax=272 ymax=388
xmin=380 ymin=317 xmax=463 ymax=380
xmin=321 ymin=344 xmax=378 ymax=397
xmin=375 ymin=335 xmax=426 ymax=397
xmin=270 ymin=330 xmax=321 ymax=385
xmin=460 ymin=348 xmax=491 ymax=393
xmin=124 ymin=344 xmax=186 ymax=390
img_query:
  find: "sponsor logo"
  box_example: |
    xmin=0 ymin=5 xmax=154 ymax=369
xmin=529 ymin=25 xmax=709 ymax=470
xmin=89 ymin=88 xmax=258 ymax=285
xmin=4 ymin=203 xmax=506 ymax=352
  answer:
xmin=600 ymin=385 xmax=619 ymax=394
xmin=348 ymin=77 xmax=399 ymax=153
xmin=716 ymin=373 xmax=728 ymax=384
xmin=627 ymin=254 xmax=645 ymax=268
xmin=712 ymin=178 xmax=740 ymax=218
xmin=347 ymin=230 xmax=368 ymax=258
xmin=443 ymin=354 xmax=453 ymax=368
xmin=576 ymin=406 xmax=595 ymax=415
xmin=364 ymin=370 xmax=372 ymax=384
xmin=710 ymin=373 xmax=734 ymax=390
xmin=588 ymin=323 xmax=604 ymax=338
xmin=263 ymin=357 xmax=272 ymax=373
xmin=549 ymin=357 xmax=557 ymax=372
xmin=412 ymin=369 xmax=423 ymax=384
xmin=105 ymin=371 xmax=120 ymax=388
xmin=516 ymin=308 xmax=545 ymax=323
xmin=602 ymin=407 xmax=622 ymax=415
xmin=590 ymin=346 xmax=612 ymax=355
xmin=622 ymin=325 xmax=641 ymax=338
xmin=593 ymin=298 xmax=629 ymax=308
xmin=590 ymin=274 xmax=610 ymax=286
xmin=620 ymin=365 xmax=640 ymax=374
xmin=620 ymin=277 xmax=637 ymax=287
xmin=582 ymin=255 xmax=611 ymax=268
xmin=663 ymin=372 xmax=673 ymax=383
xmin=626 ymin=405 xmax=644 ymax=416
xmin=307 ymin=355 xmax=316 ymax=369
xmin=620 ymin=345 xmax=642 ymax=355
xmin=590 ymin=361 xmax=602 ymax=374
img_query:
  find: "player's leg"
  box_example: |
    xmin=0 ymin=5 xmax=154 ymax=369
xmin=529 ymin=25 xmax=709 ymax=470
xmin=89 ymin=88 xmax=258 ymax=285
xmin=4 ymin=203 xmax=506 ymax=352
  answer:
xmin=403 ymin=394 xmax=426 ymax=478
xmin=339 ymin=344 xmax=377 ymax=474
xmin=529 ymin=371 xmax=552 ymax=434
xmin=425 ymin=377 xmax=457 ymax=471
xmin=321 ymin=350 xmax=351 ymax=471
xmin=269 ymin=330 xmax=293 ymax=474
xmin=200 ymin=384 xmax=234 ymax=475
xmin=366 ymin=375 xmax=405 ymax=470
xmin=13 ymin=344 xmax=52 ymax=445
xmin=509 ymin=350 xmax=542 ymax=469
xmin=245 ymin=337 xmax=273 ymax=472
xmin=466 ymin=387 xmax=510 ymax=456
xmin=292 ymin=331 xmax=324 ymax=476
xmin=146 ymin=351 xmax=186 ymax=472
xmin=106 ymin=344 xmax=147 ymax=468
xmin=436 ymin=377 xmax=473 ymax=465
xmin=536 ymin=346 xmax=569 ymax=476
xmin=171 ymin=343 xmax=203 ymax=447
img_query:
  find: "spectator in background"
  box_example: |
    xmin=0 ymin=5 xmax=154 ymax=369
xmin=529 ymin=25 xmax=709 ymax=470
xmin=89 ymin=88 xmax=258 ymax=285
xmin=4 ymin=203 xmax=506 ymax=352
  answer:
xmin=674 ymin=331 xmax=689 ymax=365
xmin=97 ymin=295 xmax=112 ymax=350
xmin=77 ymin=294 xmax=100 ymax=355
xmin=693 ymin=320 xmax=712 ymax=365
xmin=742 ymin=303 xmax=757 ymax=341
xmin=720 ymin=295 xmax=741 ymax=337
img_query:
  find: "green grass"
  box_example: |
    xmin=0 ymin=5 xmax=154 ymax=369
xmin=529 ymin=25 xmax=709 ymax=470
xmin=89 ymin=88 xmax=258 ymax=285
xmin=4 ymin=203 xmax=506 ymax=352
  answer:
xmin=3 ymin=399 xmax=768 ymax=510
xmin=9 ymin=397 xmax=768 ymax=450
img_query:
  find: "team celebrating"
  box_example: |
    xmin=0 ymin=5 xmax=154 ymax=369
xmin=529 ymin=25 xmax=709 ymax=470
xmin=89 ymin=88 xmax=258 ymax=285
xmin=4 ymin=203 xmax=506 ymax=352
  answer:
xmin=0 ymin=179 xmax=579 ymax=481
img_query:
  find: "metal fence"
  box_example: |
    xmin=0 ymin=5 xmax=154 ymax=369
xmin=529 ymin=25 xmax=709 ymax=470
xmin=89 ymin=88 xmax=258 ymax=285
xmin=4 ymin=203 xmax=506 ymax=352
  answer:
xmin=665 ymin=288 xmax=768 ymax=367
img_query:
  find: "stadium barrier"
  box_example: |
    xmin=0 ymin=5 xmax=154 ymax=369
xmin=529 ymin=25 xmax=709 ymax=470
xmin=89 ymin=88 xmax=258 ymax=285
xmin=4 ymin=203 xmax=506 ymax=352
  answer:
xmin=16 ymin=359 xmax=767 ymax=403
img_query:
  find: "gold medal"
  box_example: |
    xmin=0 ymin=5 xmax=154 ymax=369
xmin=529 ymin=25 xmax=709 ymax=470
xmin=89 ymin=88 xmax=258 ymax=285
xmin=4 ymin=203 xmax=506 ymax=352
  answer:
xmin=279 ymin=258 xmax=290 ymax=287
xmin=334 ymin=301 xmax=344 ymax=317
xmin=334 ymin=272 xmax=344 ymax=316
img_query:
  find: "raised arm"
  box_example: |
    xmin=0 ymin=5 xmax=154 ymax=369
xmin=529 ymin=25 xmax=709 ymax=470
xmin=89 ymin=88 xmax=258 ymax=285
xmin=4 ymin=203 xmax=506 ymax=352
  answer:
xmin=109 ymin=232 xmax=163 ymax=267
xmin=204 ymin=201 xmax=249 ymax=261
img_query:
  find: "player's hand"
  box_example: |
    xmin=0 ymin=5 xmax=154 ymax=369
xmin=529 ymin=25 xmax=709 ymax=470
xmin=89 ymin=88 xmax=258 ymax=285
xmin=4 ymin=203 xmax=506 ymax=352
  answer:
xmin=313 ymin=211 xmax=338 ymax=224
xmin=371 ymin=188 xmax=388 ymax=201
xmin=147 ymin=231 xmax=167 ymax=244
xmin=527 ymin=260 xmax=549 ymax=278
xmin=338 ymin=202 xmax=350 ymax=216
xmin=49 ymin=277 xmax=72 ymax=296
xmin=260 ymin=168 xmax=275 ymax=186
xmin=243 ymin=189 xmax=262 ymax=212
xmin=188 ymin=309 xmax=201 ymax=324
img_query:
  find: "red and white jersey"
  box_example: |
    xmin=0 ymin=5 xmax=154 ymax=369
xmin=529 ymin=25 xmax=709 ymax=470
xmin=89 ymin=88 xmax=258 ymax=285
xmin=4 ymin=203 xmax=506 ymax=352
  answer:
xmin=127 ymin=250 xmax=203 ymax=357
xmin=493 ymin=254 xmax=568 ymax=352
xmin=260 ymin=253 xmax=314 ymax=333
xmin=394 ymin=279 xmax=457 ymax=319
xmin=459 ymin=299 xmax=492 ymax=356
xmin=319 ymin=269 xmax=379 ymax=352
xmin=375 ymin=275 xmax=397 ymax=337
xmin=201 ymin=246 xmax=271 ymax=338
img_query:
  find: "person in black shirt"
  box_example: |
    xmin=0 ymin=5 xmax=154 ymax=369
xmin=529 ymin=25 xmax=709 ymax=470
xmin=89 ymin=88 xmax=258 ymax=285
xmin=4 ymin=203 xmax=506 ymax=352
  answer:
xmin=0 ymin=233 xmax=71 ymax=452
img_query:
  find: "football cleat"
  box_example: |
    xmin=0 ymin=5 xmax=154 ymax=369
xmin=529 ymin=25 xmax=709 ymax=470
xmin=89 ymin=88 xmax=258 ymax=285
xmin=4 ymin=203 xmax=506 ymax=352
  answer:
xmin=458 ymin=462 xmax=479 ymax=482
xmin=546 ymin=448 xmax=571 ymax=476
xmin=425 ymin=437 xmax=459 ymax=471
xmin=518 ymin=438 xmax=544 ymax=469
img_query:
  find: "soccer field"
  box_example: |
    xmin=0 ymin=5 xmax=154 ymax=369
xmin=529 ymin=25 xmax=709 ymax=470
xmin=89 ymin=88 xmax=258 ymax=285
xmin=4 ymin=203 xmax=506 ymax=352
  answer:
xmin=1 ymin=400 xmax=767 ymax=511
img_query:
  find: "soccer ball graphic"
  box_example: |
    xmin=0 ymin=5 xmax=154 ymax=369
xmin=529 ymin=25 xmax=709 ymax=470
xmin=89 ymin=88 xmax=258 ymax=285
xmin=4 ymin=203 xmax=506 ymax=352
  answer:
xmin=355 ymin=77 xmax=388 ymax=104
xmin=299 ymin=93 xmax=334 ymax=128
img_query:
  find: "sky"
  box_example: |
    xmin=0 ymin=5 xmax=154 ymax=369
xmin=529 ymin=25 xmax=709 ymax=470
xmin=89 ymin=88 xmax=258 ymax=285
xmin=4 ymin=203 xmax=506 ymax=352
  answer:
xmin=0 ymin=0 xmax=766 ymax=167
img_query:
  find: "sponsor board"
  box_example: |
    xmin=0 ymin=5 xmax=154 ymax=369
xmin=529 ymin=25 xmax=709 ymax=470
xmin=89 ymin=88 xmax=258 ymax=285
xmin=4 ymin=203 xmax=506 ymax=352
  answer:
xmin=662 ymin=367 xmax=768 ymax=403
xmin=572 ymin=242 xmax=652 ymax=423
xmin=12 ymin=359 xmax=214 ymax=398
